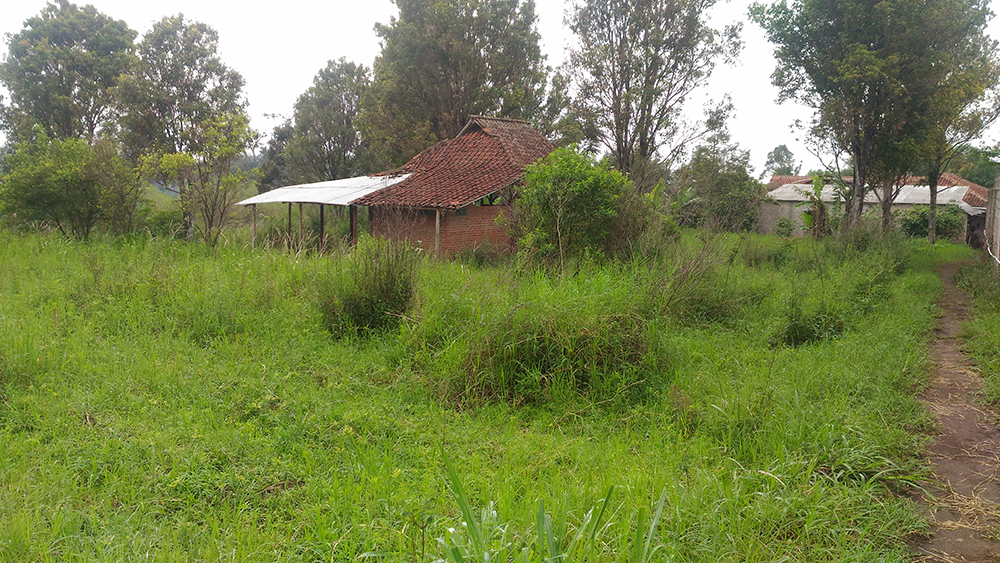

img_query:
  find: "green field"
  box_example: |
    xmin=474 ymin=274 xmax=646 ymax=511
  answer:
xmin=0 ymin=229 xmax=975 ymax=562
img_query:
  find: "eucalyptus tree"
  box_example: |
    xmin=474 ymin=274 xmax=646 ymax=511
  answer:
xmin=568 ymin=0 xmax=739 ymax=184
xmin=0 ymin=0 xmax=135 ymax=142
xmin=360 ymin=0 xmax=549 ymax=167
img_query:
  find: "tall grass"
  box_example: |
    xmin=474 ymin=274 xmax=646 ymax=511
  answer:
xmin=0 ymin=229 xmax=962 ymax=561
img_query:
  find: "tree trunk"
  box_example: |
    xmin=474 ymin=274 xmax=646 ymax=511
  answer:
xmin=881 ymin=178 xmax=894 ymax=233
xmin=928 ymin=170 xmax=939 ymax=245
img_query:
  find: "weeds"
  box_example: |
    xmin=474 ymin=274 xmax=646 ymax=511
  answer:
xmin=0 ymin=229 xmax=956 ymax=562
xmin=319 ymin=236 xmax=419 ymax=336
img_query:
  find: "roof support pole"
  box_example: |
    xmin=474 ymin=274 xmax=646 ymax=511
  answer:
xmin=350 ymin=205 xmax=358 ymax=246
xmin=251 ymin=204 xmax=257 ymax=249
xmin=319 ymin=204 xmax=325 ymax=252
xmin=287 ymin=203 xmax=292 ymax=251
xmin=298 ymin=203 xmax=304 ymax=253
xmin=434 ymin=209 xmax=441 ymax=258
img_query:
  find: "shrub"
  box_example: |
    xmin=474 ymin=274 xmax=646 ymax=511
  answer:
xmin=319 ymin=237 xmax=418 ymax=336
xmin=460 ymin=308 xmax=670 ymax=405
xmin=771 ymin=300 xmax=846 ymax=347
xmin=512 ymin=147 xmax=648 ymax=264
xmin=775 ymin=217 xmax=796 ymax=239
xmin=899 ymin=204 xmax=965 ymax=240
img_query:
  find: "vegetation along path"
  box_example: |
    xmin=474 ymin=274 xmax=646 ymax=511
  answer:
xmin=916 ymin=263 xmax=1000 ymax=562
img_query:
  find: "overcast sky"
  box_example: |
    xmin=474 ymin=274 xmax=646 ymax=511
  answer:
xmin=3 ymin=0 xmax=999 ymax=176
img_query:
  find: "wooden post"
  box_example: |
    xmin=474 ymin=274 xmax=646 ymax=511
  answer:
xmin=287 ymin=202 xmax=292 ymax=250
xmin=319 ymin=204 xmax=325 ymax=252
xmin=298 ymin=202 xmax=303 ymax=252
xmin=349 ymin=205 xmax=358 ymax=246
xmin=434 ymin=209 xmax=441 ymax=258
xmin=251 ymin=204 xmax=257 ymax=248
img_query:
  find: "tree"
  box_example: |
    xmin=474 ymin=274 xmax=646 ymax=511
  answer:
xmin=951 ymin=145 xmax=1000 ymax=188
xmin=514 ymin=147 xmax=634 ymax=266
xmin=672 ymin=140 xmax=763 ymax=231
xmin=917 ymin=11 xmax=999 ymax=244
xmin=282 ymin=58 xmax=370 ymax=183
xmin=118 ymin=14 xmax=249 ymax=237
xmin=751 ymin=0 xmax=991 ymax=231
xmin=258 ymin=120 xmax=295 ymax=192
xmin=147 ymin=114 xmax=258 ymax=247
xmin=0 ymin=0 xmax=135 ymax=142
xmin=764 ymin=144 xmax=799 ymax=176
xmin=0 ymin=132 xmax=102 ymax=238
xmin=568 ymin=0 xmax=739 ymax=181
xmin=92 ymin=139 xmax=145 ymax=235
xmin=360 ymin=0 xmax=548 ymax=166
xmin=118 ymin=15 xmax=246 ymax=159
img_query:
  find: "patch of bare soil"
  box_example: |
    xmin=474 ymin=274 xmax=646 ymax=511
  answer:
xmin=914 ymin=262 xmax=1000 ymax=562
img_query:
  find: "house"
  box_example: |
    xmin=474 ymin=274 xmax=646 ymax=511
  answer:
xmin=236 ymin=116 xmax=554 ymax=254
xmin=758 ymin=173 xmax=988 ymax=237
xmin=353 ymin=116 xmax=555 ymax=256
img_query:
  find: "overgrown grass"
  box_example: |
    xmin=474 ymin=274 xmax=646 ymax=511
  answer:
xmin=956 ymin=254 xmax=1000 ymax=404
xmin=0 ymin=228 xmax=963 ymax=561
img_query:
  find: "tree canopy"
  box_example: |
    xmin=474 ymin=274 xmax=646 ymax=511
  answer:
xmin=118 ymin=14 xmax=247 ymax=159
xmin=764 ymin=144 xmax=799 ymax=176
xmin=751 ymin=0 xmax=996 ymax=231
xmin=569 ymin=0 xmax=739 ymax=181
xmin=282 ymin=58 xmax=370 ymax=184
xmin=0 ymin=0 xmax=136 ymax=142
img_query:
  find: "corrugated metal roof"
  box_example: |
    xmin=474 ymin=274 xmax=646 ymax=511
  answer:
xmin=236 ymin=174 xmax=410 ymax=206
xmin=766 ymin=183 xmax=974 ymax=207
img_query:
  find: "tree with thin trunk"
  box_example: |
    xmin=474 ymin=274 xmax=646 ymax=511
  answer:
xmin=752 ymin=0 xmax=994 ymax=232
xmin=569 ymin=0 xmax=739 ymax=183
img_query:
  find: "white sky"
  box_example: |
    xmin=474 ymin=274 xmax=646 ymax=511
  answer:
xmin=3 ymin=0 xmax=999 ymax=176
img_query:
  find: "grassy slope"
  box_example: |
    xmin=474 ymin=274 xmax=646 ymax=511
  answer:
xmin=0 ymin=231 xmax=971 ymax=562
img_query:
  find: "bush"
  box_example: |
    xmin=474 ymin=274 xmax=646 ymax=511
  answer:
xmin=770 ymin=300 xmax=846 ymax=347
xmin=512 ymin=147 xmax=650 ymax=264
xmin=460 ymin=307 xmax=670 ymax=405
xmin=319 ymin=237 xmax=418 ymax=336
xmin=775 ymin=217 xmax=796 ymax=238
xmin=899 ymin=204 xmax=965 ymax=240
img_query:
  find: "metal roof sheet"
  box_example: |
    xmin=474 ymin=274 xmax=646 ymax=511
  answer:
xmin=766 ymin=183 xmax=973 ymax=207
xmin=236 ymin=174 xmax=410 ymax=206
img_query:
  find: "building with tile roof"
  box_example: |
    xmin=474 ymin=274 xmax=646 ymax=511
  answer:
xmin=354 ymin=116 xmax=555 ymax=256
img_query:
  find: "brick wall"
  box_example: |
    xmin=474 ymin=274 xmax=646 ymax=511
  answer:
xmin=371 ymin=205 xmax=513 ymax=256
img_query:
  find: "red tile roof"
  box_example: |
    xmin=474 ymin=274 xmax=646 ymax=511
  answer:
xmin=356 ymin=116 xmax=555 ymax=209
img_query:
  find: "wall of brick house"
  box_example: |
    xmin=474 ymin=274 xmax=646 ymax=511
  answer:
xmin=370 ymin=205 xmax=513 ymax=255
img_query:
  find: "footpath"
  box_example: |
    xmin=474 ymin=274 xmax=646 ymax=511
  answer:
xmin=915 ymin=263 xmax=1000 ymax=562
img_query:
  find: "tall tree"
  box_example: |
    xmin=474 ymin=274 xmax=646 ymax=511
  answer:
xmin=0 ymin=0 xmax=135 ymax=142
xmin=360 ymin=0 xmax=548 ymax=166
xmin=764 ymin=144 xmax=799 ymax=176
xmin=118 ymin=14 xmax=246 ymax=159
xmin=283 ymin=58 xmax=370 ymax=183
xmin=118 ymin=14 xmax=250 ymax=237
xmin=568 ymin=0 xmax=739 ymax=181
xmin=751 ymin=0 xmax=994 ymax=231
xmin=917 ymin=5 xmax=999 ymax=244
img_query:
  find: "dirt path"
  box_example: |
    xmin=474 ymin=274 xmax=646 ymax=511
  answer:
xmin=914 ymin=262 xmax=1000 ymax=562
